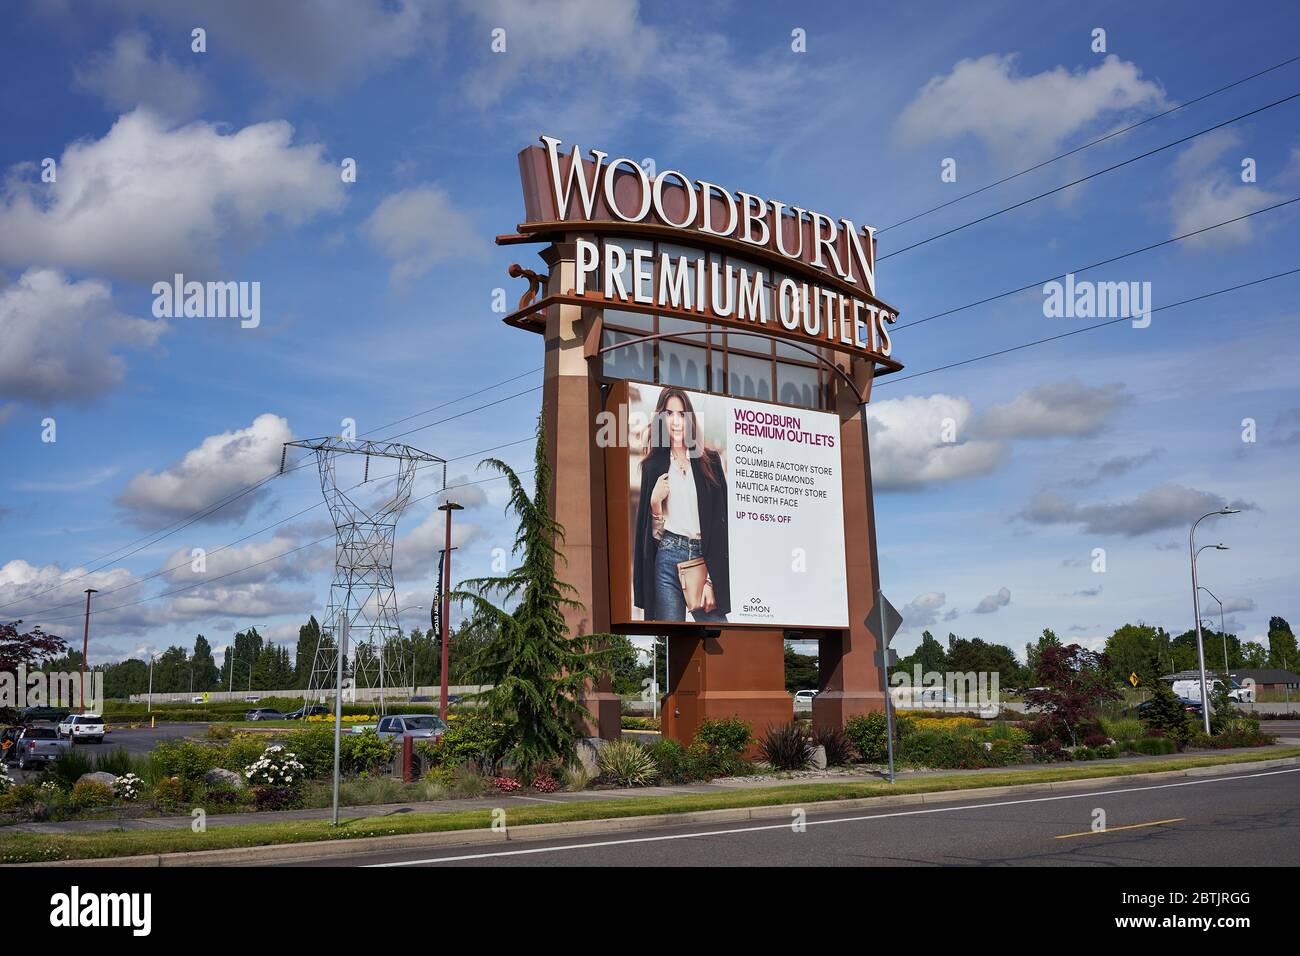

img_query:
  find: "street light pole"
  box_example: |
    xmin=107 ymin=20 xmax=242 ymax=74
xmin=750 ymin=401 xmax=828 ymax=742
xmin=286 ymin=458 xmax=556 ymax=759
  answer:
xmin=437 ymin=501 xmax=463 ymax=722
xmin=1190 ymin=508 xmax=1238 ymax=735
xmin=147 ymin=651 xmax=154 ymax=714
xmin=1198 ymin=585 xmax=1228 ymax=677
xmin=80 ymin=589 xmax=97 ymax=714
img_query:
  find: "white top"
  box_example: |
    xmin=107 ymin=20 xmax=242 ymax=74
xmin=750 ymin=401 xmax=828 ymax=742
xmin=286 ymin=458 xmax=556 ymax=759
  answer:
xmin=662 ymin=455 xmax=701 ymax=539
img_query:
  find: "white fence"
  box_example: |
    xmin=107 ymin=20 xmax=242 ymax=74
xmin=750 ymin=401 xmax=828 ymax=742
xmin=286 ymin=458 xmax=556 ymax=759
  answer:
xmin=127 ymin=685 xmax=491 ymax=705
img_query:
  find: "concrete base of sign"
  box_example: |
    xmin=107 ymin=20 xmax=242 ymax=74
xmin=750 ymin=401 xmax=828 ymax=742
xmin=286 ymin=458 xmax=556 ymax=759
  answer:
xmin=662 ymin=629 xmax=793 ymax=747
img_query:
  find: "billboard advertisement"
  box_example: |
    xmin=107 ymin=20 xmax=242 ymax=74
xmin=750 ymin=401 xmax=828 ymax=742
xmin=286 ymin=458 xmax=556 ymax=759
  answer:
xmin=615 ymin=382 xmax=849 ymax=628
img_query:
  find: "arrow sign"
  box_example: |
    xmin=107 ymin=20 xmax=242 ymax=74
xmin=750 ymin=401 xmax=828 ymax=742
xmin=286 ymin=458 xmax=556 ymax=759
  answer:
xmin=865 ymin=590 xmax=904 ymax=647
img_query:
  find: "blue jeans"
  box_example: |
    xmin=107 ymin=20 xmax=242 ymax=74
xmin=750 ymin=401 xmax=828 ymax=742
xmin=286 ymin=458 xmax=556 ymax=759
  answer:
xmin=654 ymin=531 xmax=727 ymax=623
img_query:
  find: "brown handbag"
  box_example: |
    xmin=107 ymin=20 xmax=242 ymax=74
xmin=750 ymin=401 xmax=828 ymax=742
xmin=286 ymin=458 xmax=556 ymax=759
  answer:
xmin=676 ymin=557 xmax=709 ymax=612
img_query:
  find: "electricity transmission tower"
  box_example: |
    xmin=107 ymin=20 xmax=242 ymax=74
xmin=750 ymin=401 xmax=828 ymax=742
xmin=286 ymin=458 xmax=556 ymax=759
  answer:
xmin=283 ymin=436 xmax=443 ymax=714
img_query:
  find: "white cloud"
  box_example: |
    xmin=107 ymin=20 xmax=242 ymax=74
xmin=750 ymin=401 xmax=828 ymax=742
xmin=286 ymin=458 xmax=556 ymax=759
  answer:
xmin=393 ymin=509 xmax=484 ymax=579
xmin=1020 ymin=483 xmax=1258 ymax=537
xmin=0 ymin=269 xmax=164 ymax=403
xmin=159 ymin=534 xmax=327 ymax=587
xmin=867 ymin=394 xmax=1005 ymax=490
xmin=363 ymin=184 xmax=488 ymax=286
xmin=0 ymin=109 xmax=345 ymax=282
xmin=73 ymin=31 xmax=206 ymax=121
xmin=122 ymin=0 xmax=443 ymax=91
xmin=896 ymin=53 xmax=1165 ymax=159
xmin=977 ymin=379 xmax=1130 ymax=439
xmin=1168 ymin=130 xmax=1285 ymax=250
xmin=0 ymin=559 xmax=165 ymax=636
xmin=900 ymin=591 xmax=947 ymax=631
xmin=116 ymin=414 xmax=293 ymax=526
xmin=973 ymin=587 xmax=1011 ymax=614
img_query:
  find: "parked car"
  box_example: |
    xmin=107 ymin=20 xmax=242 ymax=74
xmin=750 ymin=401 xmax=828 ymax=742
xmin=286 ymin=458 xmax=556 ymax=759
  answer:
xmin=1134 ymin=696 xmax=1203 ymax=717
xmin=283 ymin=705 xmax=330 ymax=720
xmin=57 ymin=713 xmax=105 ymax=744
xmin=16 ymin=706 xmax=71 ymax=723
xmin=373 ymin=714 xmax=448 ymax=740
xmin=792 ymin=690 xmax=817 ymax=712
xmin=191 ymin=696 xmax=206 ymax=704
xmin=245 ymin=708 xmax=286 ymax=721
xmin=13 ymin=727 xmax=69 ymax=770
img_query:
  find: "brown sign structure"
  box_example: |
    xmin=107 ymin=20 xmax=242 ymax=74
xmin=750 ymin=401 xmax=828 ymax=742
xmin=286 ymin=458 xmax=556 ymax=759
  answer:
xmin=498 ymin=135 xmax=903 ymax=743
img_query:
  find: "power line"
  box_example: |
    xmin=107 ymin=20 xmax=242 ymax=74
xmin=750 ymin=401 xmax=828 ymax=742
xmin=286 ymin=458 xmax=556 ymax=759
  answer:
xmin=10 ymin=434 xmax=537 ymax=622
xmin=877 ymin=53 xmax=1300 ymax=234
xmin=0 ymin=368 xmax=543 ymax=612
xmin=28 ymin=467 xmax=535 ymax=630
xmin=893 ymin=196 xmax=1300 ymax=332
xmin=877 ymin=267 xmax=1300 ymax=387
xmin=28 ymin=268 xmax=1298 ymax=630
xmin=877 ymin=90 xmax=1300 ymax=262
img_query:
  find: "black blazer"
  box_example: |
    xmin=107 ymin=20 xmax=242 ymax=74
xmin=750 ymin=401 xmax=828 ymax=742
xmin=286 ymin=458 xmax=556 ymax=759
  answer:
xmin=632 ymin=448 xmax=731 ymax=620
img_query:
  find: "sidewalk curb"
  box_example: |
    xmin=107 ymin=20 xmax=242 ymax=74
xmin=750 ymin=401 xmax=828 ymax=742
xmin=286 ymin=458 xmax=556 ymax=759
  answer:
xmin=17 ymin=755 xmax=1298 ymax=867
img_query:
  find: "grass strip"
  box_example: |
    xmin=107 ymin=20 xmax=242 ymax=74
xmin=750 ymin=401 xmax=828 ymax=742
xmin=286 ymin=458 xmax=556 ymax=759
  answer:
xmin=4 ymin=746 xmax=1297 ymax=864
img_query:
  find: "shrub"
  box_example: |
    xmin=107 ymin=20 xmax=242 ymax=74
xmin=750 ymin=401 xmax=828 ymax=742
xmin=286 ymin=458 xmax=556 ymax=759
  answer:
xmin=44 ymin=749 xmax=94 ymax=791
xmin=251 ymin=786 xmax=300 ymax=811
xmin=597 ymin=739 xmax=660 ymax=787
xmin=113 ymin=773 xmax=144 ymax=801
xmin=696 ymin=716 xmax=753 ymax=754
xmin=150 ymin=740 xmax=221 ymax=782
xmin=531 ymin=771 xmax=559 ymax=793
xmin=0 ymin=782 xmax=40 ymax=814
xmin=341 ymin=728 xmax=395 ymax=775
xmin=1131 ymin=737 xmax=1177 ymax=756
xmin=899 ymin=728 xmax=988 ymax=768
xmin=92 ymin=747 xmax=135 ymax=777
xmin=758 ymin=722 xmax=814 ymax=771
xmin=151 ymin=776 xmax=192 ymax=811
xmin=813 ymin=726 xmax=855 ymax=766
xmin=493 ymin=776 xmax=522 ymax=791
xmin=205 ymin=723 xmax=234 ymax=741
xmin=69 ymin=779 xmax=115 ymax=809
xmin=845 ymin=712 xmax=889 ymax=762
xmin=1141 ymin=680 xmax=1195 ymax=747
xmin=244 ymin=746 xmax=306 ymax=790
xmin=645 ymin=738 xmax=687 ymax=782
xmin=1099 ymin=716 xmax=1144 ymax=741
xmin=283 ymin=726 xmax=337 ymax=779
xmin=422 ymin=714 xmax=509 ymax=774
xmin=215 ymin=735 xmax=269 ymax=774
xmin=0 ymin=764 xmax=12 ymax=794
xmin=1082 ymin=732 xmax=1110 ymax=749
xmin=1072 ymin=746 xmax=1097 ymax=761
xmin=446 ymin=763 xmax=489 ymax=798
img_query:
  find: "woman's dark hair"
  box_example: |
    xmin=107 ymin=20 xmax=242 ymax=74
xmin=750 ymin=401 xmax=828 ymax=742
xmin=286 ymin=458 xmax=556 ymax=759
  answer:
xmin=642 ymin=387 xmax=721 ymax=485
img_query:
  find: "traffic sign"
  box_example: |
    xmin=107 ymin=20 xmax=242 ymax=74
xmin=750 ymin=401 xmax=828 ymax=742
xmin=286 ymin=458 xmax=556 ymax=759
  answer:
xmin=1128 ymin=673 xmax=1139 ymax=687
xmin=865 ymin=590 xmax=903 ymax=646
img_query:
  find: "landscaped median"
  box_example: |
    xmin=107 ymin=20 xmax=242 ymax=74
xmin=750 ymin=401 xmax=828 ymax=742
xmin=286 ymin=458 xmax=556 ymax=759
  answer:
xmin=4 ymin=746 xmax=1298 ymax=865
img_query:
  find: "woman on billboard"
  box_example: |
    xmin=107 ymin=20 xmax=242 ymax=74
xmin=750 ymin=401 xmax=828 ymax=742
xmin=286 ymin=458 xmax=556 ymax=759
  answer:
xmin=632 ymin=387 xmax=730 ymax=622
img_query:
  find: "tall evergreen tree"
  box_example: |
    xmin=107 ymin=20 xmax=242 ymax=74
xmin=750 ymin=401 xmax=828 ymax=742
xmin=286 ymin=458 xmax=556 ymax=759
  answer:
xmin=452 ymin=414 xmax=618 ymax=776
xmin=192 ymin=635 xmax=219 ymax=691
xmin=293 ymin=616 xmax=320 ymax=689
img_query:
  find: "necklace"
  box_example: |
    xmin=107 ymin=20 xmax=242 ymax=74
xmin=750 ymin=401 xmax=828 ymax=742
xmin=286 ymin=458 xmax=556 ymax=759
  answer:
xmin=672 ymin=450 xmax=689 ymax=475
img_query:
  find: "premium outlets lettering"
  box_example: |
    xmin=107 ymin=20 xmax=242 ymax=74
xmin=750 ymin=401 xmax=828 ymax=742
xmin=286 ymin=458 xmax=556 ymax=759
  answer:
xmin=575 ymin=237 xmax=896 ymax=357
xmin=541 ymin=135 xmax=880 ymax=296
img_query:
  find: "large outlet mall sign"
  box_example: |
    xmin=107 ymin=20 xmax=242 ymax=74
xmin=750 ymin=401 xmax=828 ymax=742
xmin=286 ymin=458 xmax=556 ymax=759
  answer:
xmin=498 ymin=133 xmax=902 ymax=743
xmin=510 ymin=136 xmax=902 ymax=369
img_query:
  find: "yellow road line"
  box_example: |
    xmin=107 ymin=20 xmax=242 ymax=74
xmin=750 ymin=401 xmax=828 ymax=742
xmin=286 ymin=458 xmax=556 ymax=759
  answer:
xmin=1055 ymin=817 xmax=1185 ymax=839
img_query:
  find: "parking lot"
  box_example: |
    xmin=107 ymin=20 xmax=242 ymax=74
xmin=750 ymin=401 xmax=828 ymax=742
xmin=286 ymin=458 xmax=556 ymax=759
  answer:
xmin=3 ymin=721 xmax=213 ymax=782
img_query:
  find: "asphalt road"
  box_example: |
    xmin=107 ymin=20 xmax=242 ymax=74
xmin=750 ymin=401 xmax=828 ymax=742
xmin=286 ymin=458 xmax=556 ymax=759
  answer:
xmin=5 ymin=722 xmax=209 ymax=780
xmin=281 ymin=766 xmax=1300 ymax=867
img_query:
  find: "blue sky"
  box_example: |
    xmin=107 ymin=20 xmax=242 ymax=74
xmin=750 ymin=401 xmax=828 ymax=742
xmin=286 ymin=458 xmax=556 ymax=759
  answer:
xmin=1 ymin=0 xmax=1297 ymax=667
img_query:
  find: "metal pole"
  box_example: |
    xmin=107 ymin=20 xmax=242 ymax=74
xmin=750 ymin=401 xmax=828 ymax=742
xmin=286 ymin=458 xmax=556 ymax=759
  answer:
xmin=147 ymin=653 xmax=153 ymax=714
xmin=80 ymin=589 xmax=97 ymax=714
xmin=438 ymin=505 xmax=460 ymax=722
xmin=332 ymin=612 xmax=347 ymax=827
xmin=1189 ymin=518 xmax=1212 ymax=735
xmin=881 ymin=593 xmax=896 ymax=784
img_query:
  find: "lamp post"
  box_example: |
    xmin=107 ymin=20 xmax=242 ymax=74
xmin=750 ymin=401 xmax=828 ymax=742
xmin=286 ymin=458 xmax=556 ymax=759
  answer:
xmin=80 ymin=589 xmax=97 ymax=714
xmin=1198 ymin=584 xmax=1228 ymax=678
xmin=437 ymin=501 xmax=463 ymax=721
xmin=1190 ymin=509 xmax=1238 ymax=734
xmin=397 ymin=604 xmax=425 ymax=698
